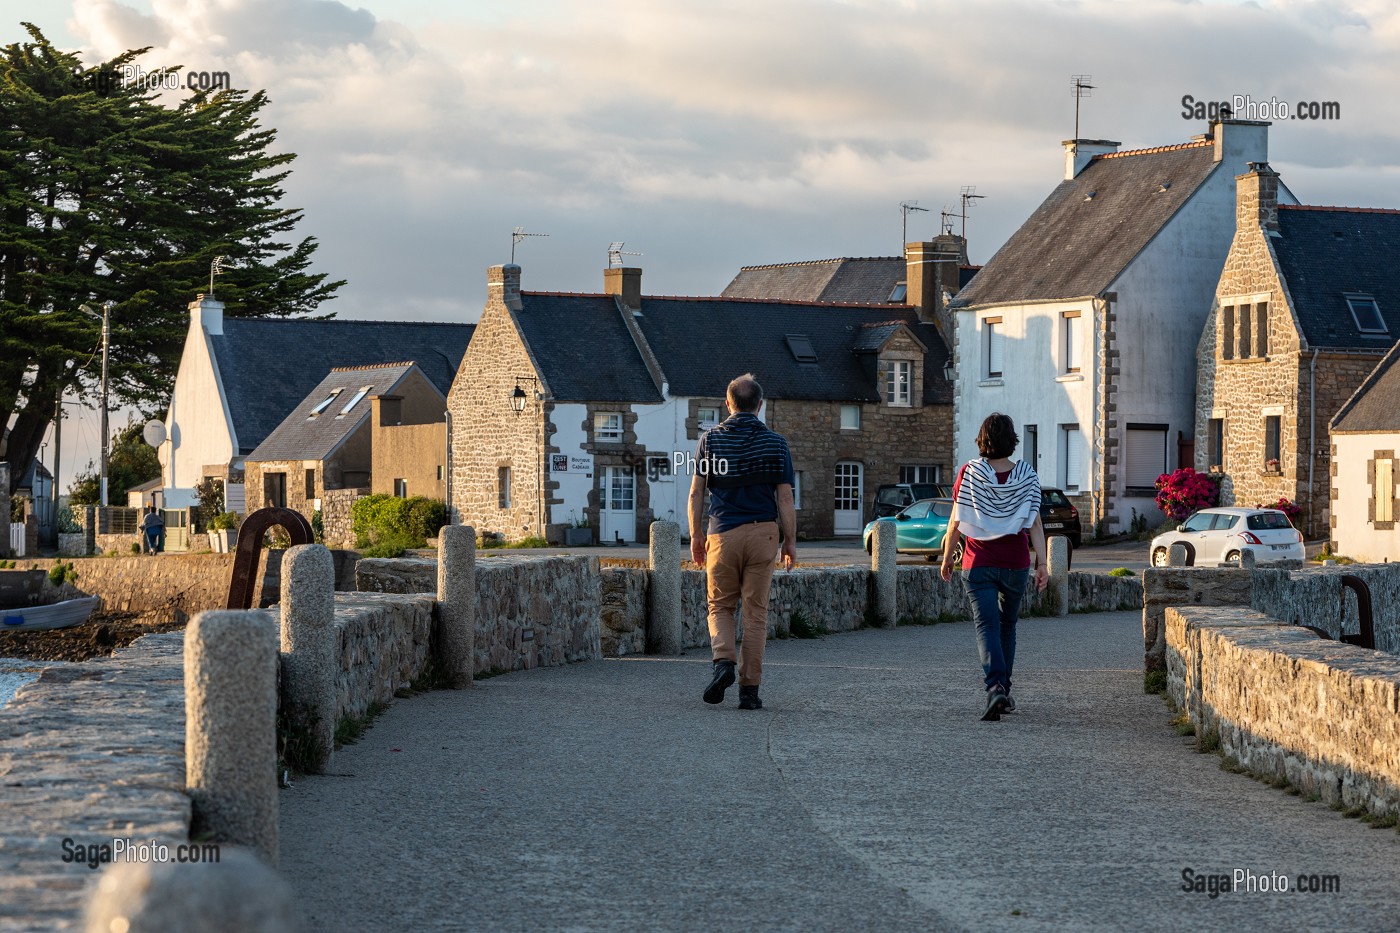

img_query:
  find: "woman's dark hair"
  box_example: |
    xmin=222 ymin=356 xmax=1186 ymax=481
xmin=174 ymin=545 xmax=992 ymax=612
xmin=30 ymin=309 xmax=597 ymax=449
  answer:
xmin=976 ymin=412 xmax=1018 ymax=459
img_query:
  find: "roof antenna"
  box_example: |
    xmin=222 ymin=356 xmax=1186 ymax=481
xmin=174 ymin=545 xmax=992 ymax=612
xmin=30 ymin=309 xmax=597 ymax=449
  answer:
xmin=511 ymin=226 xmax=548 ymax=263
xmin=1072 ymin=74 xmax=1095 ymax=139
xmin=939 ymin=207 xmax=957 ymax=236
xmin=209 ymin=255 xmax=229 ymax=297
xmin=958 ymin=186 xmax=986 ymax=240
xmin=607 ymin=241 xmax=643 ymax=268
xmin=900 ymin=201 xmax=929 ymax=254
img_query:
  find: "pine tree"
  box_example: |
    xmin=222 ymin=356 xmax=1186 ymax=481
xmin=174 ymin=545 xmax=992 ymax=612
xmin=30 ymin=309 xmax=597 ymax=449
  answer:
xmin=0 ymin=23 xmax=344 ymax=492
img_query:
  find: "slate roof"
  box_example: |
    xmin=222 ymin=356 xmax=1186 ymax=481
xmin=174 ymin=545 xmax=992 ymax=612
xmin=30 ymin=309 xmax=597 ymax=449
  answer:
xmin=1331 ymin=340 xmax=1400 ymax=433
xmin=722 ymin=258 xmax=907 ymax=303
xmin=956 ymin=141 xmax=1220 ymax=306
xmin=248 ymin=363 xmax=426 ymax=463
xmin=627 ymin=297 xmax=951 ymax=405
xmin=1273 ymin=206 xmax=1400 ymax=350
xmin=210 ymin=319 xmax=472 ymax=455
xmin=514 ymin=294 xmax=663 ymax=403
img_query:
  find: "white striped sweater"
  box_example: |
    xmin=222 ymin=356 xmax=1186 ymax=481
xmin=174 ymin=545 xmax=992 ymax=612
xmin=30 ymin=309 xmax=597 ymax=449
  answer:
xmin=952 ymin=459 xmax=1041 ymax=540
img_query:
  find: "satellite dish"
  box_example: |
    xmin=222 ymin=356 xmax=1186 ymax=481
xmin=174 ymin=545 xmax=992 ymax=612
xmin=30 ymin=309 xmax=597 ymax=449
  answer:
xmin=143 ymin=420 xmax=167 ymax=447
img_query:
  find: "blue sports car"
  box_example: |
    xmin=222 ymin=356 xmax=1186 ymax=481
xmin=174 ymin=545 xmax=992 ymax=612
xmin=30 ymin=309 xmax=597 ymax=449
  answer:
xmin=862 ymin=498 xmax=955 ymax=561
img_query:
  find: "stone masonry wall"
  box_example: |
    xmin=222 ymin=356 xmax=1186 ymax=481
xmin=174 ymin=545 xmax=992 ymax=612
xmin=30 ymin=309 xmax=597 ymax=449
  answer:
xmin=9 ymin=553 xmax=246 ymax=623
xmin=1142 ymin=567 xmax=1253 ymax=671
xmin=355 ymin=554 xmax=601 ymax=673
xmin=1251 ymin=563 xmax=1400 ymax=654
xmin=1166 ymin=604 xmax=1400 ymax=822
xmin=327 ymin=593 xmax=436 ymax=725
xmin=321 ymin=487 xmax=365 ymax=549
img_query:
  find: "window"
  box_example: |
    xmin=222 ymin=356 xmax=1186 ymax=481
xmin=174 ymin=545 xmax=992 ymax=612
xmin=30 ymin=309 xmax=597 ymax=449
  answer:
xmin=903 ymin=500 xmax=931 ymax=520
xmin=1181 ymin=512 xmax=1214 ymax=532
xmin=888 ymin=282 xmax=908 ymax=303
xmin=1347 ymin=295 xmax=1386 ymax=334
xmin=792 ymin=471 xmax=803 ymax=510
xmin=697 ymin=406 xmax=721 ymax=429
xmin=337 ymin=385 xmax=372 ymax=417
xmin=394 ymin=478 xmax=407 ymax=498
xmin=595 ymin=412 xmax=623 ymax=442
xmin=308 ymin=388 xmax=343 ymax=418
xmin=1062 ymin=312 xmax=1081 ymax=373
xmin=497 ymin=467 xmax=511 ymax=509
xmin=1210 ymin=514 xmax=1239 ymax=531
xmin=883 ymin=360 xmax=912 ymax=406
xmin=984 ymin=319 xmax=1004 ymax=378
xmin=304 ymin=468 xmax=316 ymax=499
xmin=1024 ymin=425 xmax=1038 ymax=468
xmin=785 ymin=334 xmax=818 ymax=363
xmin=1264 ymin=416 xmax=1281 ymax=470
xmin=607 ymin=469 xmax=635 ymax=511
xmin=1208 ymin=419 xmax=1224 ymax=471
xmin=263 ymin=472 xmax=286 ymax=510
xmin=1238 ymin=305 xmax=1252 ymax=358
xmin=1221 ymin=306 xmax=1235 ymax=360
xmin=436 ymin=465 xmax=444 ymax=482
xmin=840 ymin=404 xmax=861 ymax=430
xmin=1061 ymin=425 xmax=1082 ymax=491
xmin=1248 ymin=512 xmax=1292 ymax=531
xmin=1124 ymin=424 xmax=1168 ymax=492
xmin=1374 ymin=456 xmax=1394 ymax=524
xmin=1255 ymin=303 xmax=1269 ymax=356
xmin=900 ymin=465 xmax=939 ymax=484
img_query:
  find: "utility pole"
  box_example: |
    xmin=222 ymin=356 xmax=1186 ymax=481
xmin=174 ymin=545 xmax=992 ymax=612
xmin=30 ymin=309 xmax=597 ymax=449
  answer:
xmin=52 ymin=395 xmax=61 ymax=513
xmin=99 ymin=301 xmax=112 ymax=507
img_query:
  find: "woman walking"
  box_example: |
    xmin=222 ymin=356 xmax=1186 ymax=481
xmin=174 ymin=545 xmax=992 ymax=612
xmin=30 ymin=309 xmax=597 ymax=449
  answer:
xmin=940 ymin=413 xmax=1048 ymax=721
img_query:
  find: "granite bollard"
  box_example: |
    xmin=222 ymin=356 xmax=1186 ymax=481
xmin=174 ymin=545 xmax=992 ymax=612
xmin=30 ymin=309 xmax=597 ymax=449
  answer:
xmin=0 ymin=462 xmax=9 ymax=558
xmin=1168 ymin=543 xmax=1190 ymax=567
xmin=279 ymin=544 xmax=336 ymax=773
xmin=647 ymin=520 xmax=683 ymax=654
xmin=438 ymin=524 xmax=476 ymax=687
xmin=872 ymin=520 xmax=897 ymax=627
xmin=84 ymin=846 xmax=297 ymax=933
xmin=1047 ymin=535 xmax=1070 ymax=617
xmin=185 ymin=610 xmax=279 ymax=864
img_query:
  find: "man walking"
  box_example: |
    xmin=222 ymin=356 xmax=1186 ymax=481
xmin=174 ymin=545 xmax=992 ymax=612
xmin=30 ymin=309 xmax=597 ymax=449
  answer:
xmin=688 ymin=374 xmax=796 ymax=710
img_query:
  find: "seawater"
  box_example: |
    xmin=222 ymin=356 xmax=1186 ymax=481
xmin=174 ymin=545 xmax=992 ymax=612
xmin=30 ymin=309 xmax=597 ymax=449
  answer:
xmin=0 ymin=657 xmax=47 ymax=709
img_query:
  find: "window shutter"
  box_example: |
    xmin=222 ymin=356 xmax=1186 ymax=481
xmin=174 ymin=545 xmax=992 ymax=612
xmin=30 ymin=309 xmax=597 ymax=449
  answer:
xmin=1064 ymin=427 xmax=1082 ymax=490
xmin=988 ymin=324 xmax=1005 ymax=376
xmin=1125 ymin=428 xmax=1167 ymax=487
xmin=1065 ymin=316 xmax=1080 ymax=372
xmin=1378 ymin=458 xmax=1393 ymax=523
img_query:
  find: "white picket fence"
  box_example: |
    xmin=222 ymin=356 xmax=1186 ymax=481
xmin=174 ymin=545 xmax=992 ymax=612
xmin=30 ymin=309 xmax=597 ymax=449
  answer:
xmin=8 ymin=522 xmax=24 ymax=557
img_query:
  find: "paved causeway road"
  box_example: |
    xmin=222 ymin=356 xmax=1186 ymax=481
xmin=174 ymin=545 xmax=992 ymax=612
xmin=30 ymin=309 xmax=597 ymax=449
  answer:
xmin=280 ymin=611 xmax=1400 ymax=931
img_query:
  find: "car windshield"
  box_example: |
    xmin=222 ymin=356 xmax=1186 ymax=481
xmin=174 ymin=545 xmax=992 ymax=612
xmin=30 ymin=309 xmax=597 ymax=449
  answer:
xmin=909 ymin=484 xmax=941 ymax=501
xmin=1247 ymin=511 xmax=1292 ymax=530
xmin=901 ymin=501 xmax=931 ymax=520
xmin=877 ymin=488 xmax=909 ymax=506
xmin=1042 ymin=490 xmax=1071 ymax=508
xmin=1181 ymin=512 xmax=1216 ymax=532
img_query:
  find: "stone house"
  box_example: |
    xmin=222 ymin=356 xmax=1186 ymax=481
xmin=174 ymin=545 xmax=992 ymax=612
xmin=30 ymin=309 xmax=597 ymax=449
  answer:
xmin=951 ymin=119 xmax=1282 ymax=535
xmin=1330 ymin=341 xmax=1400 ymax=560
xmin=244 ymin=362 xmax=446 ymax=523
xmin=1194 ymin=165 xmax=1400 ymax=538
xmin=447 ymin=263 xmax=954 ymax=543
xmin=161 ymin=294 xmax=470 ymax=510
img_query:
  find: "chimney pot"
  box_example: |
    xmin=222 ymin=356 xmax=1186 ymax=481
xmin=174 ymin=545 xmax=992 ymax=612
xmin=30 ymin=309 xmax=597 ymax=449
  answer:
xmin=1063 ymin=138 xmax=1121 ymax=179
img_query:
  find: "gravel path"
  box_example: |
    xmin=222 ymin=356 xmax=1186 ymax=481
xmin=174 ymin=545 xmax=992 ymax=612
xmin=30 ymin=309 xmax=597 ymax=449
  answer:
xmin=280 ymin=611 xmax=1400 ymax=932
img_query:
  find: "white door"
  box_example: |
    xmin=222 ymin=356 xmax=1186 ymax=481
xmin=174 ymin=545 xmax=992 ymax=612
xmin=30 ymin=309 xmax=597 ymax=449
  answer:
xmin=834 ymin=461 xmax=863 ymax=535
xmin=600 ymin=467 xmax=636 ymax=544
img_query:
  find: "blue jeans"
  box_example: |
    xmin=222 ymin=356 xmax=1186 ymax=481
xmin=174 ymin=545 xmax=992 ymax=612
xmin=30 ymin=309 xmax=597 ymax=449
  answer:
xmin=964 ymin=566 xmax=1029 ymax=694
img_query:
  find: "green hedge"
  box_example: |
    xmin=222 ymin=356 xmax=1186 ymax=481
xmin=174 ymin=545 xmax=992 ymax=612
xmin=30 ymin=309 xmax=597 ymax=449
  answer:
xmin=351 ymin=495 xmax=448 ymax=558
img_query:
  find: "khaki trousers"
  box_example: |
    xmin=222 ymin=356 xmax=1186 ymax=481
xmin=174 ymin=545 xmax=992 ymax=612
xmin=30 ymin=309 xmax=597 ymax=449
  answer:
xmin=706 ymin=521 xmax=779 ymax=686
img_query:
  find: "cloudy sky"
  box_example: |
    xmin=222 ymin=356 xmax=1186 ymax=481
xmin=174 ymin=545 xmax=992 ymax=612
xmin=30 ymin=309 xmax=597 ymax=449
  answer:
xmin=5 ymin=0 xmax=1400 ymax=486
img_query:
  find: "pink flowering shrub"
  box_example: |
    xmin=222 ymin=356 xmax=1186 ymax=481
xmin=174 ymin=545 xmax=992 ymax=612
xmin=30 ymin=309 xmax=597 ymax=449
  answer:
xmin=1256 ymin=497 xmax=1302 ymax=522
xmin=1154 ymin=468 xmax=1221 ymax=522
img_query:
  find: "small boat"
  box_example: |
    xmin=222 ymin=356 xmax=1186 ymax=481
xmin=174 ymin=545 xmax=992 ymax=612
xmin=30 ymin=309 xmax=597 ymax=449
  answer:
xmin=1 ymin=596 xmax=101 ymax=632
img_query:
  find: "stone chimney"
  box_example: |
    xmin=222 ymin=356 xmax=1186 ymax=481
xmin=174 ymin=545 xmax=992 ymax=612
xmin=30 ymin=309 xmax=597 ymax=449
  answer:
xmin=1236 ymin=161 xmax=1280 ymax=235
xmin=906 ymin=234 xmax=968 ymax=341
xmin=189 ymin=294 xmax=224 ymax=336
xmin=1063 ymin=138 xmax=1121 ymax=179
xmin=488 ymin=263 xmax=523 ymax=311
xmin=604 ymin=267 xmax=642 ymax=309
xmin=1212 ymin=118 xmax=1269 ymax=167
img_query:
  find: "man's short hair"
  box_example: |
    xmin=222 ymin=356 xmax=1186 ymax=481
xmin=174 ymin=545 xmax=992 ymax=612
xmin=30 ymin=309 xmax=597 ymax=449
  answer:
xmin=727 ymin=373 xmax=763 ymax=412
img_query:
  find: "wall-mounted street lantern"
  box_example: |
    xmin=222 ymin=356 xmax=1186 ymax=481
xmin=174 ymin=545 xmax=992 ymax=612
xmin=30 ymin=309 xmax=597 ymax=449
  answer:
xmin=510 ymin=375 xmax=540 ymax=415
xmin=942 ymin=359 xmax=955 ymax=383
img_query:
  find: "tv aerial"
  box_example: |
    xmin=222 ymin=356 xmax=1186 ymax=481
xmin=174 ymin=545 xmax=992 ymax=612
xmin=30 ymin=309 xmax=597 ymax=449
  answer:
xmin=900 ymin=200 xmax=929 ymax=250
xmin=1072 ymin=74 xmax=1095 ymax=139
xmin=958 ymin=186 xmax=986 ymax=239
xmin=607 ymin=242 xmax=643 ymax=268
xmin=511 ymin=226 xmax=548 ymax=263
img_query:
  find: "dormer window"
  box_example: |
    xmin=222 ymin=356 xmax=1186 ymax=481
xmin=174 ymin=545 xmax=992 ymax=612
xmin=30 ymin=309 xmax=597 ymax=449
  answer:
xmin=883 ymin=360 xmax=912 ymax=407
xmin=308 ymin=388 xmax=344 ymax=418
xmin=335 ymin=386 xmax=372 ymax=418
xmin=1347 ymin=295 xmax=1386 ymax=334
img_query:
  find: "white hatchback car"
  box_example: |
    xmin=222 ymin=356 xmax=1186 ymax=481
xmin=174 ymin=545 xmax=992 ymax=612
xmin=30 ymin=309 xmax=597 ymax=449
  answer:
xmin=1150 ymin=507 xmax=1305 ymax=567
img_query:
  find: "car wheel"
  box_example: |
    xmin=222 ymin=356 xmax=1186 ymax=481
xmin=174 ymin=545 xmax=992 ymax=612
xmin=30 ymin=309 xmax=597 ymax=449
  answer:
xmin=1151 ymin=546 xmax=1169 ymax=567
xmin=1225 ymin=550 xmax=1241 ymax=565
xmin=925 ymin=554 xmax=939 ymax=563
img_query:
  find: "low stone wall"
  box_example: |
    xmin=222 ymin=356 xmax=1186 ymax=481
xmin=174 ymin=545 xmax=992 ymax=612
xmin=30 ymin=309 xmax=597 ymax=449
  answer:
xmin=0 ymin=632 xmax=189 ymax=932
xmin=601 ymin=567 xmax=648 ymax=656
xmin=1252 ymin=563 xmax=1400 ymax=654
xmin=330 ymin=593 xmax=437 ymax=724
xmin=8 ymin=553 xmax=243 ymax=623
xmin=321 ymin=488 xmax=365 ymax=550
xmin=1142 ymin=568 xmax=1253 ymax=672
xmin=1165 ymin=604 xmax=1400 ymax=821
xmin=355 ymin=555 xmax=602 ymax=673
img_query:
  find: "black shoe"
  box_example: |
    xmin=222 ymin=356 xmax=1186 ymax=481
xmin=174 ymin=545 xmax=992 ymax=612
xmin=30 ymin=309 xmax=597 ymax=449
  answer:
xmin=738 ymin=685 xmax=763 ymax=710
xmin=981 ymin=689 xmax=1009 ymax=721
xmin=703 ymin=660 xmax=736 ymax=705
xmin=1004 ymin=693 xmax=1017 ymax=713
